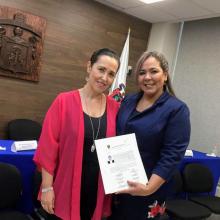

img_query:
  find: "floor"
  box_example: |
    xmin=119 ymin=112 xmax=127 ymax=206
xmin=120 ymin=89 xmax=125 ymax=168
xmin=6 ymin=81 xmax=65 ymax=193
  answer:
xmin=208 ymin=214 xmax=220 ymax=220
xmin=27 ymin=211 xmax=220 ymax=220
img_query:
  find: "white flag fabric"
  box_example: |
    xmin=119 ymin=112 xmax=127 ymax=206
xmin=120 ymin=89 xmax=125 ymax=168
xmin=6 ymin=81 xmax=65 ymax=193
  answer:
xmin=109 ymin=29 xmax=130 ymax=102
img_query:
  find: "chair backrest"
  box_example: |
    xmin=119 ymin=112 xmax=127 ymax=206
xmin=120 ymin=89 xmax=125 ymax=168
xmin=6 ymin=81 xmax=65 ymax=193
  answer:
xmin=169 ymin=170 xmax=184 ymax=198
xmin=7 ymin=119 xmax=42 ymax=141
xmin=32 ymin=169 xmax=42 ymax=208
xmin=183 ymin=163 xmax=213 ymax=193
xmin=0 ymin=162 xmax=22 ymax=209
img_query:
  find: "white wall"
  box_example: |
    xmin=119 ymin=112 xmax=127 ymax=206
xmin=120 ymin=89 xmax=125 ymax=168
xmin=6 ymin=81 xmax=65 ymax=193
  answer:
xmin=147 ymin=22 xmax=180 ymax=79
xmin=148 ymin=18 xmax=220 ymax=154
xmin=174 ymin=17 xmax=220 ymax=153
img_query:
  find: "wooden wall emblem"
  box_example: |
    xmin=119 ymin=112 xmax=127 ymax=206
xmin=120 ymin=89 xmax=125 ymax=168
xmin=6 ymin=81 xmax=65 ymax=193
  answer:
xmin=0 ymin=6 xmax=46 ymax=82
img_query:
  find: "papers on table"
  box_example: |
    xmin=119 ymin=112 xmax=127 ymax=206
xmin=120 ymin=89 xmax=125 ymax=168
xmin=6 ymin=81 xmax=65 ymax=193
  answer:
xmin=95 ymin=133 xmax=148 ymax=194
xmin=206 ymin=153 xmax=217 ymax=157
xmin=11 ymin=140 xmax=37 ymax=152
xmin=0 ymin=146 xmax=6 ymax=150
xmin=185 ymin=149 xmax=193 ymax=157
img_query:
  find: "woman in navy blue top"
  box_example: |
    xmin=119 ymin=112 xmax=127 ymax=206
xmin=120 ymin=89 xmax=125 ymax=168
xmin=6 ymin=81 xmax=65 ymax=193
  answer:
xmin=109 ymin=51 xmax=191 ymax=220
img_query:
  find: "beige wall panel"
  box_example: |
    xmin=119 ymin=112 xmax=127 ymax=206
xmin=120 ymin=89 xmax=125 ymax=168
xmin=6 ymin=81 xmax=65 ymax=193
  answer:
xmin=0 ymin=0 xmax=151 ymax=138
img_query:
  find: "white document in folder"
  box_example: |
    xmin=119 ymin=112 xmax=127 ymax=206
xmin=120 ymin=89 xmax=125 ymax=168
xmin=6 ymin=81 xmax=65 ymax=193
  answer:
xmin=95 ymin=133 xmax=148 ymax=194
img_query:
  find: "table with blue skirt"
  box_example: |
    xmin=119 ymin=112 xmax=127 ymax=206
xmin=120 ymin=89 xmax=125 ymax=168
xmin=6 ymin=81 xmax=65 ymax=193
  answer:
xmin=0 ymin=140 xmax=220 ymax=214
xmin=0 ymin=140 xmax=36 ymax=214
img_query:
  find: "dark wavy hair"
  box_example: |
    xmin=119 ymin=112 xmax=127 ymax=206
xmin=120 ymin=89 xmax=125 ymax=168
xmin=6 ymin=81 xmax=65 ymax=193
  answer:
xmin=90 ymin=48 xmax=120 ymax=71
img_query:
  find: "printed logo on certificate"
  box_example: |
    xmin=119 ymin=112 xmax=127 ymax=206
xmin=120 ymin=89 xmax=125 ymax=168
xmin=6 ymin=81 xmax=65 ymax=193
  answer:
xmin=95 ymin=133 xmax=148 ymax=194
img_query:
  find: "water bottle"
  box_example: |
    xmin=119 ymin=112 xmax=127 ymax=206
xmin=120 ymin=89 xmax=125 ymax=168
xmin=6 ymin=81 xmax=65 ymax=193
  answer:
xmin=212 ymin=145 xmax=218 ymax=156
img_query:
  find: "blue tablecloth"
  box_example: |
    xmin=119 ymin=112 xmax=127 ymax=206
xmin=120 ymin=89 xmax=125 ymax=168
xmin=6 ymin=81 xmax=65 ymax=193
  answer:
xmin=0 ymin=140 xmax=35 ymax=214
xmin=180 ymin=150 xmax=220 ymax=195
xmin=0 ymin=141 xmax=220 ymax=213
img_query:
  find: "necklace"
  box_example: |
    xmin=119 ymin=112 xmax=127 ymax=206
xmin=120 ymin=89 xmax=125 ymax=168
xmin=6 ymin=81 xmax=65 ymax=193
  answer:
xmin=83 ymin=90 xmax=103 ymax=152
xmin=89 ymin=115 xmax=101 ymax=152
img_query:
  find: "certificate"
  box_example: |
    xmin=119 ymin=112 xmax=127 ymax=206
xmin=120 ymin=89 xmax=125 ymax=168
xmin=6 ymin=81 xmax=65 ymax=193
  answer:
xmin=95 ymin=133 xmax=148 ymax=194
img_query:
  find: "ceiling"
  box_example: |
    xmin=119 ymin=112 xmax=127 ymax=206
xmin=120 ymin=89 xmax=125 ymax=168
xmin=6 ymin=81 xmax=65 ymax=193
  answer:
xmin=94 ymin=0 xmax=220 ymax=23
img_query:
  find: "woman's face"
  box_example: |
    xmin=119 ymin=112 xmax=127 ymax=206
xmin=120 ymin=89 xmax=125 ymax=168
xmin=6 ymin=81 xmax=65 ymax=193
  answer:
xmin=87 ymin=55 xmax=118 ymax=93
xmin=137 ymin=56 xmax=167 ymax=98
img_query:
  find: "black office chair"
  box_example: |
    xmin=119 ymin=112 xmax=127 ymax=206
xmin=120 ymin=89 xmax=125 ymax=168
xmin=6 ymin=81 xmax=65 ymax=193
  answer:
xmin=183 ymin=163 xmax=220 ymax=215
xmin=7 ymin=118 xmax=42 ymax=141
xmin=0 ymin=162 xmax=30 ymax=220
xmin=165 ymin=170 xmax=211 ymax=220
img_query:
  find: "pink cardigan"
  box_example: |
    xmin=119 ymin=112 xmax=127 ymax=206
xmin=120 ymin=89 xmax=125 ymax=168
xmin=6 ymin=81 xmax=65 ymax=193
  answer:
xmin=33 ymin=90 xmax=119 ymax=220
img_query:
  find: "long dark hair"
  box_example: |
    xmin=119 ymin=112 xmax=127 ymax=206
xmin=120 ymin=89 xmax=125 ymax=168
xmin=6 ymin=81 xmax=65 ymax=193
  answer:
xmin=134 ymin=51 xmax=175 ymax=96
xmin=90 ymin=48 xmax=120 ymax=70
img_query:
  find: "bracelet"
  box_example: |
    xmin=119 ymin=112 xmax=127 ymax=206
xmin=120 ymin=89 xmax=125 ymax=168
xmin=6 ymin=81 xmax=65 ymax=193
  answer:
xmin=41 ymin=186 xmax=53 ymax=193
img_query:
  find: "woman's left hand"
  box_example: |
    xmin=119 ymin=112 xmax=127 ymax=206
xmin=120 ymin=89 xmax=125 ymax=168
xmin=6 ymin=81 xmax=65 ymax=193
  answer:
xmin=116 ymin=180 xmax=151 ymax=196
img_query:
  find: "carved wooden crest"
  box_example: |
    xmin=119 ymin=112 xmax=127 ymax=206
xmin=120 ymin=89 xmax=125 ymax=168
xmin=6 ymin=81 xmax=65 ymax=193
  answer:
xmin=0 ymin=6 xmax=46 ymax=82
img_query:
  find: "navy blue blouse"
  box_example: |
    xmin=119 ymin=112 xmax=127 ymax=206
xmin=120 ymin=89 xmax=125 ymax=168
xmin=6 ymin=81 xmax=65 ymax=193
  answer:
xmin=117 ymin=91 xmax=191 ymax=181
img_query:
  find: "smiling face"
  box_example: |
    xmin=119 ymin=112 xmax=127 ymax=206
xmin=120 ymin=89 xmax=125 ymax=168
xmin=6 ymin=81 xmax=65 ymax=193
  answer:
xmin=86 ymin=55 xmax=119 ymax=94
xmin=137 ymin=56 xmax=167 ymax=99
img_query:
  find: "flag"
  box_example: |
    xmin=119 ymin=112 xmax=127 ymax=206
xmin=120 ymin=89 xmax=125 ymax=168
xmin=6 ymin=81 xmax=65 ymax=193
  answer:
xmin=109 ymin=28 xmax=130 ymax=102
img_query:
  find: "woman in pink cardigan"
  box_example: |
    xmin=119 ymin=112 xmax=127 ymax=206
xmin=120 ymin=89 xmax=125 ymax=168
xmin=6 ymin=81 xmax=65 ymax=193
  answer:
xmin=33 ymin=48 xmax=120 ymax=220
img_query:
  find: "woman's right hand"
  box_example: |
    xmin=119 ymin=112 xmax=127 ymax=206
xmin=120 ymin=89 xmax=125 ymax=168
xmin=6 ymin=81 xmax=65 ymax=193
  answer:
xmin=41 ymin=189 xmax=55 ymax=214
xmin=41 ymin=168 xmax=55 ymax=214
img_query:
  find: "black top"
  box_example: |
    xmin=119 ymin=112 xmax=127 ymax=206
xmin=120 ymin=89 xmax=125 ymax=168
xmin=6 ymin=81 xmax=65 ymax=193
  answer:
xmin=80 ymin=110 xmax=107 ymax=220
